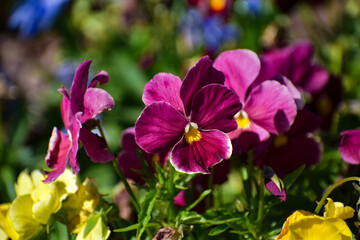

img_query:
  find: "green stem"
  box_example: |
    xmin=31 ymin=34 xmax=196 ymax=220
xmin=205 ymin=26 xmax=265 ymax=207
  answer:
xmin=314 ymin=176 xmax=360 ymax=214
xmin=168 ymin=164 xmax=176 ymax=221
xmin=136 ymin=149 xmax=157 ymax=186
xmin=256 ymin=171 xmax=265 ymax=226
xmin=96 ymin=122 xmax=140 ymax=213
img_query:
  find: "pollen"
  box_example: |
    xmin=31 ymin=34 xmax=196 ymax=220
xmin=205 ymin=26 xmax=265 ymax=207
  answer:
xmin=184 ymin=122 xmax=202 ymax=144
xmin=210 ymin=0 xmax=226 ymax=12
xmin=234 ymin=111 xmax=250 ymax=129
xmin=273 ymin=135 xmax=288 ymax=148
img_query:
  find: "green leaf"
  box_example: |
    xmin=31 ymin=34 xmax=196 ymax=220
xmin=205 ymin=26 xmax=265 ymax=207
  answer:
xmin=185 ymin=189 xmax=212 ymax=211
xmin=136 ymin=189 xmax=158 ymax=239
xmin=283 ymin=165 xmax=306 ymax=189
xmin=209 ymin=224 xmax=230 ymax=236
xmin=83 ymin=213 xmax=101 ymax=238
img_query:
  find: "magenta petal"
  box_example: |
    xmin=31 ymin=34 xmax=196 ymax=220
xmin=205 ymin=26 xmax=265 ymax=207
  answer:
xmin=214 ymin=49 xmax=260 ymax=102
xmin=191 ymin=84 xmax=241 ymax=132
xmin=79 ymin=127 xmax=114 ymax=163
xmin=44 ymin=127 xmax=71 ymax=182
xmin=302 ymin=65 xmax=329 ymax=94
xmin=264 ymin=178 xmax=287 ymax=201
xmin=70 ymin=60 xmax=92 ymax=114
xmin=81 ymin=88 xmax=114 ymax=123
xmin=339 ymin=130 xmax=360 ymax=164
xmin=170 ymin=130 xmax=232 ymax=174
xmin=142 ymin=73 xmax=184 ymax=113
xmin=121 ymin=127 xmax=137 ymax=151
xmin=180 ymin=56 xmax=225 ymax=116
xmin=69 ymin=113 xmax=82 ymax=174
xmin=88 ymin=71 xmax=109 ymax=88
xmin=60 ymin=94 xmax=71 ymax=129
xmin=174 ymin=191 xmax=186 ymax=207
xmin=244 ymin=80 xmax=297 ymax=135
xmin=118 ymin=151 xmax=145 ymax=184
xmin=135 ymin=102 xmax=188 ymax=153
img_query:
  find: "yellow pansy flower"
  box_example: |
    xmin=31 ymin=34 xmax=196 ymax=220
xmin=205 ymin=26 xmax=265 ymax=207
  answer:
xmin=7 ymin=169 xmax=79 ymax=240
xmin=275 ymin=198 xmax=354 ymax=240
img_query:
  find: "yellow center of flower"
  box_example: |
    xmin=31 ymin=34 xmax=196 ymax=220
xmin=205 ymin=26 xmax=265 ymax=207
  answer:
xmin=184 ymin=122 xmax=202 ymax=144
xmin=234 ymin=111 xmax=250 ymax=129
xmin=210 ymin=0 xmax=226 ymax=12
xmin=273 ymin=135 xmax=288 ymax=148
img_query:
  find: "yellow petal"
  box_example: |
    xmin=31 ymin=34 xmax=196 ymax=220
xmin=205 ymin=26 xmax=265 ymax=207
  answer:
xmin=56 ymin=169 xmax=79 ymax=196
xmin=10 ymin=195 xmax=42 ymax=240
xmin=288 ymin=217 xmax=352 ymax=240
xmin=32 ymin=195 xmax=59 ymax=224
xmin=0 ymin=203 xmax=19 ymax=240
xmin=75 ymin=216 xmax=110 ymax=240
xmin=324 ymin=198 xmax=355 ymax=220
xmin=15 ymin=170 xmax=34 ymax=196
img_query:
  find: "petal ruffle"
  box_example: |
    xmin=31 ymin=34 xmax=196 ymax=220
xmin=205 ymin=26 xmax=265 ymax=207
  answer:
xmin=81 ymin=88 xmax=114 ymax=123
xmin=79 ymin=127 xmax=114 ymax=163
xmin=135 ymin=102 xmax=188 ymax=154
xmin=214 ymin=49 xmax=260 ymax=102
xmin=142 ymin=73 xmax=184 ymax=113
xmin=339 ymin=130 xmax=360 ymax=164
xmin=88 ymin=70 xmax=109 ymax=88
xmin=181 ymin=56 xmax=225 ymax=116
xmin=170 ymin=130 xmax=232 ymax=174
xmin=191 ymin=84 xmax=241 ymax=132
xmin=244 ymin=80 xmax=297 ymax=135
xmin=70 ymin=60 xmax=91 ymax=114
xmin=44 ymin=127 xmax=72 ymax=183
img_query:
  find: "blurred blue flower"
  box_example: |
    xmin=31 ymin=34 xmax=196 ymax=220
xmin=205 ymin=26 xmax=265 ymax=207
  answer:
xmin=8 ymin=0 xmax=71 ymax=38
xmin=180 ymin=9 xmax=240 ymax=56
xmin=244 ymin=0 xmax=262 ymax=14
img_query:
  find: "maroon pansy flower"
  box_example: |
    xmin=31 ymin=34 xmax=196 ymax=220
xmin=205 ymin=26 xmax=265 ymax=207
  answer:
xmin=254 ymin=109 xmax=322 ymax=178
xmin=339 ymin=130 xmax=360 ymax=165
xmin=258 ymin=41 xmax=329 ymax=95
xmin=44 ymin=60 xmax=114 ymax=182
xmin=118 ymin=127 xmax=169 ymax=184
xmin=135 ymin=56 xmax=242 ymax=174
xmin=213 ymin=49 xmax=297 ymax=153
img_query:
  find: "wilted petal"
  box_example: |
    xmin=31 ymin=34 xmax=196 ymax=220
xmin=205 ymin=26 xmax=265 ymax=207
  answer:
xmin=81 ymin=88 xmax=114 ymax=123
xmin=244 ymin=80 xmax=297 ymax=135
xmin=142 ymin=73 xmax=183 ymax=113
xmin=191 ymin=84 xmax=241 ymax=132
xmin=214 ymin=49 xmax=260 ymax=102
xmin=171 ymin=130 xmax=232 ymax=174
xmin=70 ymin=60 xmax=91 ymax=114
xmin=79 ymin=127 xmax=114 ymax=163
xmin=181 ymin=56 xmax=225 ymax=116
xmin=44 ymin=127 xmax=72 ymax=183
xmin=135 ymin=102 xmax=188 ymax=153
xmin=339 ymin=130 xmax=360 ymax=164
xmin=89 ymin=71 xmax=109 ymax=87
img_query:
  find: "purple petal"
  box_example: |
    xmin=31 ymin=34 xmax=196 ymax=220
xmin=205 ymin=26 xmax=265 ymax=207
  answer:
xmin=60 ymin=94 xmax=71 ymax=129
xmin=288 ymin=109 xmax=321 ymax=136
xmin=244 ymin=80 xmax=297 ymax=135
xmin=214 ymin=49 xmax=260 ymax=102
xmin=180 ymin=56 xmax=225 ymax=116
xmin=70 ymin=60 xmax=91 ymax=114
xmin=118 ymin=151 xmax=146 ymax=184
xmin=254 ymin=135 xmax=321 ymax=178
xmin=135 ymin=102 xmax=188 ymax=154
xmin=339 ymin=130 xmax=360 ymax=164
xmin=191 ymin=84 xmax=241 ymax=132
xmin=264 ymin=177 xmax=287 ymax=201
xmin=44 ymin=127 xmax=71 ymax=182
xmin=121 ymin=127 xmax=137 ymax=151
xmin=142 ymin=73 xmax=184 ymax=113
xmin=302 ymin=65 xmax=329 ymax=94
xmin=271 ymin=75 xmax=304 ymax=109
xmin=68 ymin=113 xmax=82 ymax=174
xmin=79 ymin=127 xmax=114 ymax=163
xmin=80 ymin=88 xmax=114 ymax=123
xmin=88 ymin=71 xmax=109 ymax=88
xmin=170 ymin=130 xmax=232 ymax=174
xmin=229 ymin=129 xmax=264 ymax=154
xmin=174 ymin=191 xmax=186 ymax=207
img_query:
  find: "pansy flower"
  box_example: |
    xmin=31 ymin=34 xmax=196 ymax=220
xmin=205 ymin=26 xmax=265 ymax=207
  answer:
xmin=254 ymin=109 xmax=322 ymax=178
xmin=213 ymin=49 xmax=297 ymax=153
xmin=258 ymin=41 xmax=329 ymax=95
xmin=339 ymin=129 xmax=360 ymax=165
xmin=135 ymin=56 xmax=242 ymax=174
xmin=44 ymin=60 xmax=114 ymax=182
xmin=118 ymin=127 xmax=169 ymax=184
